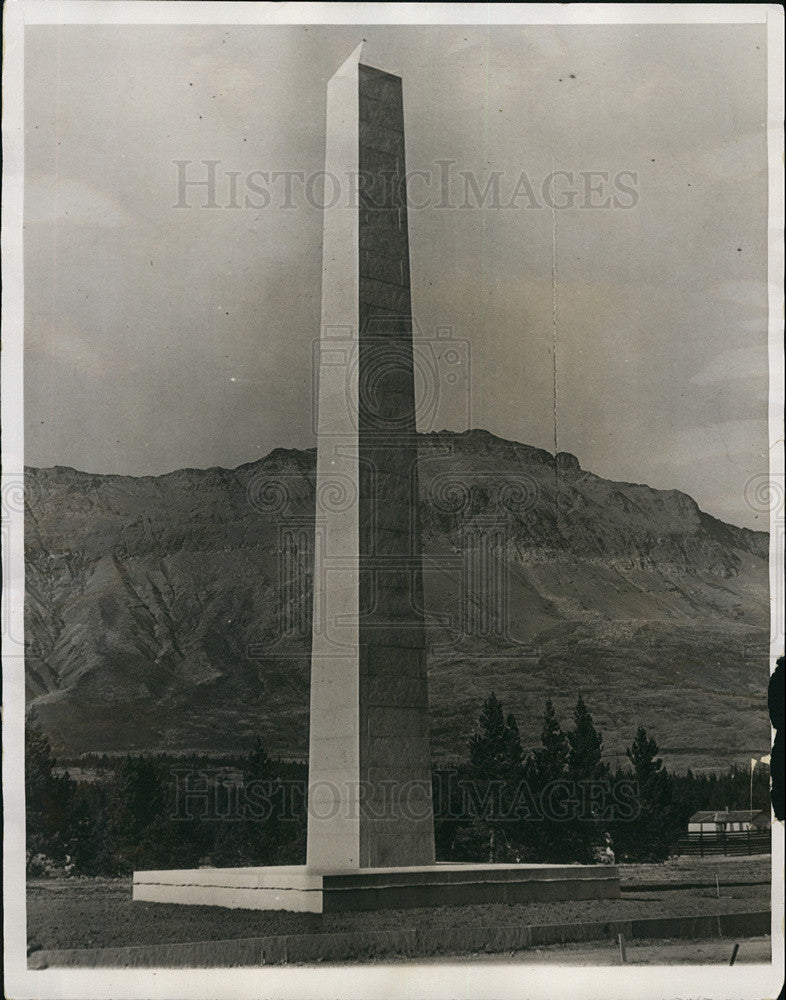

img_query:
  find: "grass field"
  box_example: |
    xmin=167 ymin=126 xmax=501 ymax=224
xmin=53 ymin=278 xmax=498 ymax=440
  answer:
xmin=27 ymin=856 xmax=771 ymax=955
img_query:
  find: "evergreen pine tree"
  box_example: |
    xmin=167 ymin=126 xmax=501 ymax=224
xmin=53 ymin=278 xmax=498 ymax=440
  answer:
xmin=626 ymin=726 xmax=663 ymax=784
xmin=621 ymin=726 xmax=678 ymax=861
xmin=561 ymin=696 xmax=608 ymax=862
xmin=524 ymin=700 xmax=584 ymax=863
xmin=532 ymin=699 xmax=569 ymax=783
xmin=248 ymin=737 xmax=271 ymax=780
xmin=466 ymin=693 xmax=524 ymax=862
xmin=469 ymin=692 xmax=522 ymax=780
xmin=567 ymin=695 xmax=606 ymax=781
xmin=504 ymin=712 xmax=524 ymax=775
xmin=25 ymin=726 xmax=71 ymax=869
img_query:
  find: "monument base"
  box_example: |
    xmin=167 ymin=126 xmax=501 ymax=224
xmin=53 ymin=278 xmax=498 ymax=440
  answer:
xmin=133 ymin=863 xmax=620 ymax=914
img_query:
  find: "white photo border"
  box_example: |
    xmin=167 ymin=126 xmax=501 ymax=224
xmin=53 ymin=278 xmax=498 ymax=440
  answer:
xmin=2 ymin=3 xmax=783 ymax=998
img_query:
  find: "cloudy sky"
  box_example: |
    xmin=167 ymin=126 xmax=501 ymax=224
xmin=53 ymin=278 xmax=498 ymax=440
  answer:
xmin=24 ymin=22 xmax=769 ymax=528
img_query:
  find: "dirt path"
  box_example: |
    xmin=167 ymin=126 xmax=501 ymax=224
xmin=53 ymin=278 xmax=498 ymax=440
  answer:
xmin=358 ymin=936 xmax=772 ymax=966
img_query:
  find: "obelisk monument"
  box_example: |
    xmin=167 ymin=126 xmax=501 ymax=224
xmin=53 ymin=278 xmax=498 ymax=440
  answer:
xmin=307 ymin=44 xmax=435 ymax=869
xmin=133 ymin=48 xmax=620 ymax=911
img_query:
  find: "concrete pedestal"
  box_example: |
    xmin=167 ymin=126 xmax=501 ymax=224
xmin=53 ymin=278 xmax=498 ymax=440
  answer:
xmin=133 ymin=863 xmax=620 ymax=914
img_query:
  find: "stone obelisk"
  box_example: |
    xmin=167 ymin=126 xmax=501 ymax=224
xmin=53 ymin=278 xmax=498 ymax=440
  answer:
xmin=133 ymin=48 xmax=621 ymax=912
xmin=306 ymin=45 xmax=435 ymax=869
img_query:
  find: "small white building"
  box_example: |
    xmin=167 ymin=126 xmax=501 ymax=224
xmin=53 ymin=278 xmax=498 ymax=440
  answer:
xmin=688 ymin=808 xmax=770 ymax=835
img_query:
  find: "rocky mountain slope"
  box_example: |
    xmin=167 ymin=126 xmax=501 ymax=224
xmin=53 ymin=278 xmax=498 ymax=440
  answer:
xmin=24 ymin=430 xmax=770 ymax=769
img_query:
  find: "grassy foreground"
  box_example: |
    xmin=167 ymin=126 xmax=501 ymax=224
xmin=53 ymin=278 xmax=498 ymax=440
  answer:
xmin=27 ymin=857 xmax=770 ymax=954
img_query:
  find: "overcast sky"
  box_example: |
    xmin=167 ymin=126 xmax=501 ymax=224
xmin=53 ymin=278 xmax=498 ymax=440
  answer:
xmin=24 ymin=23 xmax=769 ymax=529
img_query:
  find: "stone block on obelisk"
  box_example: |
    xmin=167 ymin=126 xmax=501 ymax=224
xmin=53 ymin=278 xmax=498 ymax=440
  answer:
xmin=306 ymin=44 xmax=435 ymax=869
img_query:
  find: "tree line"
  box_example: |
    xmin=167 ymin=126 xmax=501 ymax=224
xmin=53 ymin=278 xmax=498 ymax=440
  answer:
xmin=25 ymin=694 xmax=771 ymax=875
xmin=433 ymin=692 xmax=768 ymax=864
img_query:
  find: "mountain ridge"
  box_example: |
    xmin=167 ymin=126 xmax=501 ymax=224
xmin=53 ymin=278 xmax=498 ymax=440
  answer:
xmin=24 ymin=428 xmax=770 ymax=769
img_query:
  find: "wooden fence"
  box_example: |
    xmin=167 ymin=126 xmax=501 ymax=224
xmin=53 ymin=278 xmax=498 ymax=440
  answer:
xmin=676 ymin=830 xmax=771 ymax=857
